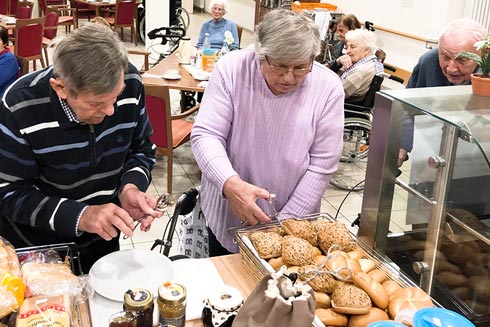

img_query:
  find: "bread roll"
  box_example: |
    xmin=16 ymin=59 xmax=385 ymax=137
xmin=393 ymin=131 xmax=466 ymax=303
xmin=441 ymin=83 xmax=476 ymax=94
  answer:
xmin=249 ymin=231 xmax=283 ymax=259
xmin=314 ymin=291 xmax=331 ymax=309
xmin=317 ymin=222 xmax=357 ymax=253
xmin=468 ymin=275 xmax=490 ymax=300
xmin=353 ymin=272 xmax=388 ymax=309
xmin=314 ymin=255 xmax=328 ymax=267
xmin=298 ymin=265 xmax=337 ymax=293
xmin=331 ymin=284 xmax=372 ymax=315
xmin=282 ymin=218 xmax=317 ymax=246
xmin=358 ymin=259 xmax=375 ymax=273
xmin=388 ymin=287 xmax=433 ymax=318
xmin=326 ymin=254 xmax=361 ymax=282
xmin=347 ymin=247 xmax=365 ymax=260
xmin=367 ymin=269 xmax=388 ymax=284
xmin=312 ymin=247 xmax=322 ymax=257
xmin=451 ymin=287 xmax=471 ymax=301
xmin=315 ymin=308 xmax=348 ymax=326
xmin=348 ymin=307 xmax=389 ymax=327
xmin=382 ymin=280 xmax=402 ymax=296
xmin=268 ymin=257 xmax=285 ymax=271
xmin=436 ymin=271 xmax=467 ymax=288
xmin=282 ymin=235 xmax=314 ymax=266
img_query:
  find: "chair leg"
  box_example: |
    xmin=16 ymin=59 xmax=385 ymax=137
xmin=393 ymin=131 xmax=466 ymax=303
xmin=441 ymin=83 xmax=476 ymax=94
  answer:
xmin=43 ymin=47 xmax=49 ymax=66
xmin=40 ymin=55 xmax=46 ymax=68
xmin=167 ymin=154 xmax=173 ymax=195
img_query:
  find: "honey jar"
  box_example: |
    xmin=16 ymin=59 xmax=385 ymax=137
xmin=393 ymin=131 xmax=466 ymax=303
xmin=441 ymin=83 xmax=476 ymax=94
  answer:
xmin=123 ymin=288 xmax=154 ymax=327
xmin=157 ymin=282 xmax=187 ymax=327
xmin=202 ymin=286 xmax=243 ymax=327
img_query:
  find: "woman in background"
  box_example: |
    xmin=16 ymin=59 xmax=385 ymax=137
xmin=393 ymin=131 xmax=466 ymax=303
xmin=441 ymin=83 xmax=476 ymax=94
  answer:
xmin=327 ymin=14 xmax=361 ymax=71
xmin=0 ymin=26 xmax=19 ymax=97
xmin=340 ymin=29 xmax=383 ymax=103
xmin=196 ymin=0 xmax=239 ymax=50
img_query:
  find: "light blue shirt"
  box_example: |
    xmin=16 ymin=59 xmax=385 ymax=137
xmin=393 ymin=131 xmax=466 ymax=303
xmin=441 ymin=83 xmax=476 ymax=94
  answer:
xmin=196 ymin=18 xmax=239 ymax=50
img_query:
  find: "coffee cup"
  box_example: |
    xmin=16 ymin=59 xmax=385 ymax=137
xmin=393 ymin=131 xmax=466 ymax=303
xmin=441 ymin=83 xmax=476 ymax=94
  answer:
xmin=165 ymin=70 xmax=178 ymax=77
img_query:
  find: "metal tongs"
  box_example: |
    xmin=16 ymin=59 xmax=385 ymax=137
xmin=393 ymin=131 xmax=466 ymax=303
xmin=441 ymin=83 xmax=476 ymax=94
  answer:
xmin=299 ymin=244 xmax=353 ymax=282
xmin=123 ymin=193 xmax=174 ymax=240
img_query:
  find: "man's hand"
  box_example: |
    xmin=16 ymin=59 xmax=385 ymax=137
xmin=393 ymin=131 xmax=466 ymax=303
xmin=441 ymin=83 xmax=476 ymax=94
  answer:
xmin=119 ymin=184 xmax=164 ymax=232
xmin=78 ymin=203 xmax=135 ymax=240
xmin=223 ymin=176 xmax=271 ymax=225
xmin=398 ymin=148 xmax=409 ymax=167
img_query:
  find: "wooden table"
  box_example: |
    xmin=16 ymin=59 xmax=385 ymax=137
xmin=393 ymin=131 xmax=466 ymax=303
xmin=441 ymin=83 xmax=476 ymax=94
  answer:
xmin=73 ymin=0 xmax=116 ymax=16
xmin=143 ymin=52 xmax=206 ymax=111
xmin=186 ymin=254 xmax=257 ymax=326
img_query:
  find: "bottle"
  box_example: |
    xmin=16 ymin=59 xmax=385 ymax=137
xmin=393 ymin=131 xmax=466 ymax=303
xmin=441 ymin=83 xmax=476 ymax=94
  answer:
xmin=203 ymin=33 xmax=211 ymax=50
xmin=201 ymin=49 xmax=216 ymax=72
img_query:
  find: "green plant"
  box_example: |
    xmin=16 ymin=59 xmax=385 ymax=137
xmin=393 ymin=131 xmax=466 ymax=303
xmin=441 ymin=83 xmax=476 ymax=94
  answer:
xmin=456 ymin=35 xmax=490 ymax=78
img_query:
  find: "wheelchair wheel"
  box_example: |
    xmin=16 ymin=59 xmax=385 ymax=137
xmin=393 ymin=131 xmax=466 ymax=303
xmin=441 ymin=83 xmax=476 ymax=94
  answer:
xmin=330 ymin=117 xmax=371 ymax=191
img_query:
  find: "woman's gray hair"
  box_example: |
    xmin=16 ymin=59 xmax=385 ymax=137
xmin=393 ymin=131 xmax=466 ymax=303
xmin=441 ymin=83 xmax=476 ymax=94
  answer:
xmin=345 ymin=29 xmax=378 ymax=54
xmin=254 ymin=9 xmax=320 ymax=62
xmin=209 ymin=0 xmax=229 ymax=14
xmin=52 ymin=23 xmax=128 ymax=97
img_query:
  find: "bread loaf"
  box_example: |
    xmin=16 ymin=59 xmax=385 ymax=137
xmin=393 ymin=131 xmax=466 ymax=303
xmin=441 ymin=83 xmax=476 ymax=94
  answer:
xmin=353 ymin=272 xmax=388 ymax=309
xmin=22 ymin=262 xmax=77 ymax=298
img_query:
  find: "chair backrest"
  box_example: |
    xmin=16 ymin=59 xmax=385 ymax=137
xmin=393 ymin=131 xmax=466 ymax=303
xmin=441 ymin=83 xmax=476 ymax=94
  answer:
xmin=144 ymin=84 xmax=172 ymax=149
xmin=9 ymin=0 xmax=17 ymax=14
xmin=236 ymin=24 xmax=243 ymax=48
xmin=16 ymin=0 xmax=32 ymax=18
xmin=359 ymin=74 xmax=384 ymax=108
xmin=38 ymin=0 xmax=47 ymax=15
xmin=14 ymin=16 xmax=45 ymax=59
xmin=0 ymin=0 xmax=8 ymax=14
xmin=115 ymin=0 xmax=136 ymax=26
xmin=43 ymin=9 xmax=59 ymax=40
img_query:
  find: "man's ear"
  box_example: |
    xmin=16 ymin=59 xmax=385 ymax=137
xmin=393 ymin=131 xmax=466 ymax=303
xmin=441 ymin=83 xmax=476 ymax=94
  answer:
xmin=49 ymin=77 xmax=68 ymax=100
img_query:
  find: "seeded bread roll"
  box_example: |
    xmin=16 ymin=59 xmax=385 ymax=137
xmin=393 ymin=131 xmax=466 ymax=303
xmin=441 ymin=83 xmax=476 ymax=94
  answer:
xmin=249 ymin=231 xmax=283 ymax=259
xmin=331 ymin=284 xmax=372 ymax=315
xmin=282 ymin=235 xmax=314 ymax=266
xmin=315 ymin=308 xmax=348 ymax=326
xmin=312 ymin=219 xmax=336 ymax=233
xmin=317 ymin=222 xmax=357 ymax=253
xmin=281 ymin=218 xmax=317 ymax=246
xmin=298 ymin=265 xmax=337 ymax=293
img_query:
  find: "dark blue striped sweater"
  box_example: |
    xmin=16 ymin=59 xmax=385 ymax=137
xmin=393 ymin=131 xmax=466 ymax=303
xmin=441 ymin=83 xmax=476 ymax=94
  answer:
xmin=0 ymin=64 xmax=156 ymax=244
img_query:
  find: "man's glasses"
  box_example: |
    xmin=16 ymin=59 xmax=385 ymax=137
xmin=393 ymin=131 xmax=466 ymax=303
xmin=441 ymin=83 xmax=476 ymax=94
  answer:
xmin=265 ymin=56 xmax=312 ymax=77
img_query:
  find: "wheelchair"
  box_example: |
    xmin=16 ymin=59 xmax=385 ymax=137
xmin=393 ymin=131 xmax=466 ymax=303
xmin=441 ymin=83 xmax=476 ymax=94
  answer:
xmin=329 ymin=74 xmax=384 ymax=191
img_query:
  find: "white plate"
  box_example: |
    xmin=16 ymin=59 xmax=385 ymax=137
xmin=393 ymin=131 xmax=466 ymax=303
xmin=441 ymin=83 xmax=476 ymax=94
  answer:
xmin=162 ymin=74 xmax=182 ymax=80
xmin=89 ymin=249 xmax=173 ymax=301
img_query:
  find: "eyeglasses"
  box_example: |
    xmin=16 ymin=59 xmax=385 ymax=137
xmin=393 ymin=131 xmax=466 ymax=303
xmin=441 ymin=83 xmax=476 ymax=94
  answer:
xmin=265 ymin=56 xmax=312 ymax=76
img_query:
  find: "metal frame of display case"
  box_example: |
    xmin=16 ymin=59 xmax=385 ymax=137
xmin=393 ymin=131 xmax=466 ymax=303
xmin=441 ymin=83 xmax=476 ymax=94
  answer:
xmin=358 ymin=85 xmax=490 ymax=325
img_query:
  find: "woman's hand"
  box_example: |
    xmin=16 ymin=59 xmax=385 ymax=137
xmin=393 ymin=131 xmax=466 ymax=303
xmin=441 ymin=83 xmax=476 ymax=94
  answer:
xmin=223 ymin=176 xmax=271 ymax=225
xmin=336 ymin=54 xmax=352 ymax=69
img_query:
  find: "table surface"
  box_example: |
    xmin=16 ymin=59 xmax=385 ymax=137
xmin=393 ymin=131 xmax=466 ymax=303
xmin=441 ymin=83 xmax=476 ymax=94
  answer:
xmin=142 ymin=52 xmax=206 ymax=93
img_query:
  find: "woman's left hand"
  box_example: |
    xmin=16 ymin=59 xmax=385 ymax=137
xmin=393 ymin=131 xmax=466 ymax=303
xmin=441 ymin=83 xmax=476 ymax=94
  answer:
xmin=223 ymin=176 xmax=271 ymax=225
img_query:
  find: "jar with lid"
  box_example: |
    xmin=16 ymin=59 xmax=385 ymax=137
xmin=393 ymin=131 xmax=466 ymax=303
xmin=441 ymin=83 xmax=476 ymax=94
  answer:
xmin=157 ymin=282 xmax=187 ymax=327
xmin=202 ymin=286 xmax=243 ymax=327
xmin=123 ymin=288 xmax=154 ymax=327
xmin=108 ymin=311 xmax=137 ymax=327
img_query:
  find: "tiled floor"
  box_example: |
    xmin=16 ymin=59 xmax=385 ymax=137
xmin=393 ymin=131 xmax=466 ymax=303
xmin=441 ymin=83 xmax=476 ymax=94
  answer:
xmin=42 ymin=9 xmax=413 ymax=257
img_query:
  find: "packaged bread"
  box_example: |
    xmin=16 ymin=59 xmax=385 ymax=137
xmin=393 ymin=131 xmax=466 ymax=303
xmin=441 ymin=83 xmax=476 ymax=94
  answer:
xmin=16 ymin=294 xmax=72 ymax=327
xmin=281 ymin=218 xmax=317 ymax=246
xmin=249 ymin=231 xmax=283 ymax=259
xmin=282 ymin=235 xmax=314 ymax=266
xmin=0 ymin=237 xmax=21 ymax=279
xmin=21 ymin=262 xmax=78 ymax=298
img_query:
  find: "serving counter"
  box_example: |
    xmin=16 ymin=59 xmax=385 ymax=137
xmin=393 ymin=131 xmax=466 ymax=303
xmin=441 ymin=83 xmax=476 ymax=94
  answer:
xmin=359 ymin=85 xmax=490 ymax=325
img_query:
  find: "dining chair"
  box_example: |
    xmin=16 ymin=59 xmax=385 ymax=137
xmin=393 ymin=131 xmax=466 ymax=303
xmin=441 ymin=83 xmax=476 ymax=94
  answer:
xmin=127 ymin=49 xmax=150 ymax=73
xmin=15 ymin=0 xmax=33 ymax=18
xmin=6 ymin=16 xmax=46 ymax=72
xmin=42 ymin=9 xmax=59 ymax=66
xmin=15 ymin=54 xmax=28 ymax=77
xmin=0 ymin=0 xmax=9 ymax=14
xmin=8 ymin=0 xmax=17 ymax=14
xmin=69 ymin=0 xmax=95 ymax=27
xmin=102 ymin=0 xmax=137 ymax=46
xmin=144 ymin=83 xmax=200 ymax=194
xmin=39 ymin=0 xmax=76 ymax=32
xmin=236 ymin=24 xmax=243 ymax=48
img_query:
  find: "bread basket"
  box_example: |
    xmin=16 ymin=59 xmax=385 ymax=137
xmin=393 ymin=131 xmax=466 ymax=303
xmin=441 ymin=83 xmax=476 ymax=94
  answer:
xmin=231 ymin=213 xmax=432 ymax=327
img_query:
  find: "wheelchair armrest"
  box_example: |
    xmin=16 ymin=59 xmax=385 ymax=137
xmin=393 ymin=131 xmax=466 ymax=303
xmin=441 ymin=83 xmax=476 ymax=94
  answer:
xmin=345 ymin=102 xmax=370 ymax=112
xmin=389 ymin=75 xmax=405 ymax=84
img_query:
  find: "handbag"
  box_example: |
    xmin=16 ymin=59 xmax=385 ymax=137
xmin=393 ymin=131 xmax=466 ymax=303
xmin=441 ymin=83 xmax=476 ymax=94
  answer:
xmin=177 ymin=195 xmax=209 ymax=258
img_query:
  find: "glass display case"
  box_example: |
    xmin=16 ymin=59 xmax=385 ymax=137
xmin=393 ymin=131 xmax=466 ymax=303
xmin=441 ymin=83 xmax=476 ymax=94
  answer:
xmin=358 ymin=85 xmax=490 ymax=325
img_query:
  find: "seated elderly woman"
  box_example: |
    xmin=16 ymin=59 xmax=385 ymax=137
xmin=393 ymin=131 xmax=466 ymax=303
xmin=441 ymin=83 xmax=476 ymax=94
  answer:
xmin=326 ymin=14 xmax=362 ymax=69
xmin=191 ymin=9 xmax=344 ymax=256
xmin=196 ymin=0 xmax=239 ymax=50
xmin=338 ymin=29 xmax=384 ymax=103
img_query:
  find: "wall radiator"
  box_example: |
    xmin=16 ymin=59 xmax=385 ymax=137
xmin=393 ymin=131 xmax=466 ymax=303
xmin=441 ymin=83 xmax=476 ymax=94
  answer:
xmin=464 ymin=0 xmax=490 ymax=32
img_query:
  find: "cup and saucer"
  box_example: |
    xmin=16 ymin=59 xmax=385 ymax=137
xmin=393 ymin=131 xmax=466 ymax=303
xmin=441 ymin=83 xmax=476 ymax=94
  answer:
xmin=193 ymin=71 xmax=210 ymax=81
xmin=162 ymin=70 xmax=181 ymax=80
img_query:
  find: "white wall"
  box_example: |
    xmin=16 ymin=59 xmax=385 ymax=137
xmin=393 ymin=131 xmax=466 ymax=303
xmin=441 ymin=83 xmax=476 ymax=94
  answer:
xmin=146 ymin=0 xmax=170 ymax=58
xmin=329 ymin=0 xmax=466 ymax=71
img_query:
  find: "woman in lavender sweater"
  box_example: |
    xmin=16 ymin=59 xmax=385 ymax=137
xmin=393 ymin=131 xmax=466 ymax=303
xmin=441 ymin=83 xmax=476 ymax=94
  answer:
xmin=191 ymin=9 xmax=345 ymax=256
xmin=196 ymin=0 xmax=239 ymax=50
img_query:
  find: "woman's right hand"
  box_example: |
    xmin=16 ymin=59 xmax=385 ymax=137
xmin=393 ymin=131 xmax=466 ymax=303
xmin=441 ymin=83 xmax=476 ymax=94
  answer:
xmin=336 ymin=54 xmax=352 ymax=69
xmin=222 ymin=176 xmax=271 ymax=225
